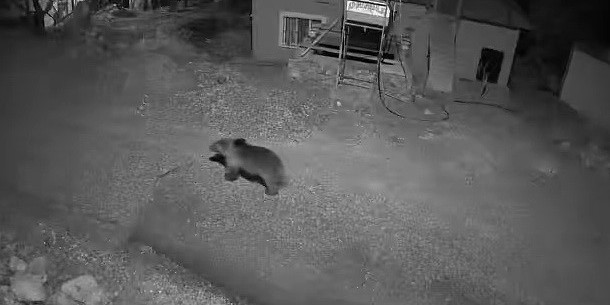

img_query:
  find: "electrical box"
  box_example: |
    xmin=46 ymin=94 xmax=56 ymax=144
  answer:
xmin=345 ymin=0 xmax=391 ymax=27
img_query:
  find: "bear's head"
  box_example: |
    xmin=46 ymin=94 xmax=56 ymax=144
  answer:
xmin=209 ymin=138 xmax=247 ymax=154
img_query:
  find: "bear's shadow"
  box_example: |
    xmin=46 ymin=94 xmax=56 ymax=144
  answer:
xmin=208 ymin=154 xmax=268 ymax=188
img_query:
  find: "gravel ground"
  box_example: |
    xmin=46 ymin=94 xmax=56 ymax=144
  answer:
xmin=3 ymin=2 xmax=607 ymax=305
xmin=77 ymin=7 xmax=521 ymax=304
xmin=0 ymin=222 xmax=240 ymax=305
xmin=128 ymin=41 xmax=520 ymax=303
xmin=129 ymin=140 xmax=521 ymax=305
xmin=158 ymin=61 xmax=333 ymax=144
xmin=125 ymin=5 xmax=608 ymax=305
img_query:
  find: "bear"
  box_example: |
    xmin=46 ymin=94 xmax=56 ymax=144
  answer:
xmin=208 ymin=153 xmax=267 ymax=187
xmin=208 ymin=138 xmax=288 ymax=196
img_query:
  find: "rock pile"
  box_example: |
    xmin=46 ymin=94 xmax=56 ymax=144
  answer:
xmin=6 ymin=256 xmax=47 ymax=303
xmin=1 ymin=256 xmax=110 ymax=305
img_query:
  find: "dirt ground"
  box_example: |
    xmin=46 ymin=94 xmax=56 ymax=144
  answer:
xmin=1 ymin=2 xmax=609 ymax=305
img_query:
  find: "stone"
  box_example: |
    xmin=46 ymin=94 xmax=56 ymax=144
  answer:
xmin=0 ymin=285 xmax=10 ymax=294
xmin=216 ymin=75 xmax=229 ymax=84
xmin=0 ymin=285 xmax=19 ymax=305
xmin=0 ymin=260 xmax=8 ymax=278
xmin=61 ymin=275 xmax=108 ymax=305
xmin=48 ymin=291 xmax=81 ymax=305
xmin=26 ymin=256 xmax=48 ymax=278
xmin=289 ymin=69 xmax=301 ymax=80
xmin=9 ymin=273 xmax=47 ymax=302
xmin=8 ymin=257 xmax=26 ymax=273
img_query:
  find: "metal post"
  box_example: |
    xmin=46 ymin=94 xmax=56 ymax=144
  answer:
xmin=335 ymin=13 xmax=347 ymax=88
xmin=340 ymin=25 xmax=351 ymax=79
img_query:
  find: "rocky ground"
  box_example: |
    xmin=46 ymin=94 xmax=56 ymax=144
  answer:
xmin=0 ymin=3 xmax=252 ymax=305
xmin=1 ymin=1 xmax=609 ymax=305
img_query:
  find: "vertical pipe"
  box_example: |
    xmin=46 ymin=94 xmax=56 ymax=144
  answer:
xmin=335 ymin=0 xmax=346 ymax=87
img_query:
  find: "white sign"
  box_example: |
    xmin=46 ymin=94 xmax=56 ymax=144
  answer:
xmin=346 ymin=0 xmax=389 ymax=18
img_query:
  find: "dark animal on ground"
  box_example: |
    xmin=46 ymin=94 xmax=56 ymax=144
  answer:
xmin=208 ymin=153 xmax=267 ymax=187
xmin=209 ymin=138 xmax=288 ymax=196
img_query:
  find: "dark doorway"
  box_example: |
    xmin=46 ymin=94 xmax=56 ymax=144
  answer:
xmin=476 ymin=48 xmax=504 ymax=84
xmin=345 ymin=24 xmax=383 ymax=52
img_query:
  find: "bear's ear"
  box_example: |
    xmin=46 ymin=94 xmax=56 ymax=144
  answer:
xmin=234 ymin=138 xmax=247 ymax=146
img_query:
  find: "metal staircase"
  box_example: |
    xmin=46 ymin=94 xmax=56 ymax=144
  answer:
xmin=335 ymin=0 xmax=392 ymax=89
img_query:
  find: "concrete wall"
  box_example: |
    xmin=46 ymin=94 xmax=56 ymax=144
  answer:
xmin=434 ymin=0 xmax=459 ymax=16
xmin=455 ymin=19 xmax=519 ymax=86
xmin=409 ymin=13 xmax=432 ymax=88
xmin=395 ymin=2 xmax=427 ymax=31
xmin=252 ymin=0 xmax=342 ymax=62
xmin=426 ymin=14 xmax=457 ymax=92
xmin=560 ymin=49 xmax=610 ymax=131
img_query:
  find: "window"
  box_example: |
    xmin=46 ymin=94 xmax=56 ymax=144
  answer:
xmin=279 ymin=12 xmax=326 ymax=48
xmin=476 ymin=48 xmax=504 ymax=84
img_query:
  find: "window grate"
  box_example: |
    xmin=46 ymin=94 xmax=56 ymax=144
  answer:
xmin=281 ymin=16 xmax=322 ymax=48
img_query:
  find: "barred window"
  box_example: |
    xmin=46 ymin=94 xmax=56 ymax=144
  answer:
xmin=279 ymin=12 xmax=325 ymax=48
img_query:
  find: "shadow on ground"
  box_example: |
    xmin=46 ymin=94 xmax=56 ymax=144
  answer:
xmin=129 ymin=176 xmax=405 ymax=305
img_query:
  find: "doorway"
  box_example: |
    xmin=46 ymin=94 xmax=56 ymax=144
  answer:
xmin=476 ymin=48 xmax=504 ymax=84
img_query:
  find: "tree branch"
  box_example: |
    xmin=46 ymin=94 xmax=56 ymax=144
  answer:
xmin=44 ymin=0 xmax=56 ymax=14
xmin=32 ymin=0 xmax=43 ymax=12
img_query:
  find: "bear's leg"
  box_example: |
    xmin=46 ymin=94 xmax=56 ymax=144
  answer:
xmin=264 ymin=183 xmax=280 ymax=196
xmin=224 ymin=166 xmax=240 ymax=181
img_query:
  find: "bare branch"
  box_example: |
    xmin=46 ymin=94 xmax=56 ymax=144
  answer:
xmin=32 ymin=0 xmax=43 ymax=12
xmin=46 ymin=11 xmax=57 ymax=25
xmin=44 ymin=0 xmax=56 ymax=14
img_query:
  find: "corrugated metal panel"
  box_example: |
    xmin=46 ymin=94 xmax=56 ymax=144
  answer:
xmin=426 ymin=15 xmax=456 ymax=93
xmin=560 ymin=49 xmax=610 ymax=131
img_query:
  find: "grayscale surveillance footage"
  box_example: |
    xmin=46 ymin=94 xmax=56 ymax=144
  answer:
xmin=0 ymin=1 xmax=608 ymax=305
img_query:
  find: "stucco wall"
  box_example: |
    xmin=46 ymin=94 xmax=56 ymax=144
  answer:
xmin=434 ymin=0 xmax=459 ymax=16
xmin=252 ymin=0 xmax=342 ymax=62
xmin=455 ymin=19 xmax=519 ymax=86
xmin=409 ymin=13 xmax=432 ymax=88
xmin=560 ymin=49 xmax=610 ymax=130
xmin=397 ymin=3 xmax=428 ymax=29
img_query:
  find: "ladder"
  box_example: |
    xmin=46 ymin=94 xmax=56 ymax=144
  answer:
xmin=335 ymin=0 xmax=391 ymax=89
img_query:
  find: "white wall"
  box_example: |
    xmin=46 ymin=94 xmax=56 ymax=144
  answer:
xmin=560 ymin=49 xmax=610 ymax=130
xmin=409 ymin=13 xmax=432 ymax=88
xmin=455 ymin=19 xmax=519 ymax=86
xmin=252 ymin=0 xmax=340 ymax=62
xmin=396 ymin=2 xmax=427 ymax=30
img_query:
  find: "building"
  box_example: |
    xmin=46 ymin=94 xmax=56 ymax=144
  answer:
xmin=251 ymin=0 xmax=341 ymax=62
xmin=410 ymin=0 xmax=532 ymax=94
xmin=251 ymin=0 xmax=426 ymax=63
xmin=251 ymin=0 xmax=530 ymax=95
xmin=560 ymin=44 xmax=610 ymax=131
